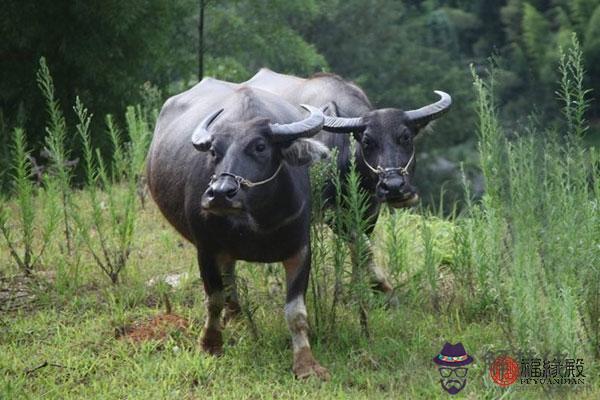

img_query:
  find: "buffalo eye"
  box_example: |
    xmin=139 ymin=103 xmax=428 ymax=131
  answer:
xmin=398 ymin=130 xmax=411 ymax=145
xmin=362 ymin=136 xmax=374 ymax=150
xmin=255 ymin=142 xmax=266 ymax=153
xmin=209 ymin=146 xmax=222 ymax=162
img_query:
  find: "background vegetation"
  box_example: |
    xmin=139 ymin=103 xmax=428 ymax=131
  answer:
xmin=2 ymin=0 xmax=600 ymax=206
xmin=1 ymin=1 xmax=599 ymax=399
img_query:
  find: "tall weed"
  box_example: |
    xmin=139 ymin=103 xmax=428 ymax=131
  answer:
xmin=466 ymin=34 xmax=598 ymax=357
xmin=73 ymin=98 xmax=150 ymax=284
xmin=36 ymin=58 xmax=84 ymax=290
xmin=0 ymin=128 xmax=58 ymax=274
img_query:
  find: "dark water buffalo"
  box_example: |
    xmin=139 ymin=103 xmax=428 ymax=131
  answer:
xmin=147 ymin=78 xmax=331 ymax=379
xmin=246 ymin=69 xmax=451 ymax=299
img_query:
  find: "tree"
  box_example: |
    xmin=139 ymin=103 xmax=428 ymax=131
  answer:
xmin=202 ymin=0 xmax=327 ymax=82
xmin=0 ymin=0 xmax=196 ymax=147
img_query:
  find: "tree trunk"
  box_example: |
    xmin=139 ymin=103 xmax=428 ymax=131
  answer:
xmin=198 ymin=0 xmax=205 ymax=81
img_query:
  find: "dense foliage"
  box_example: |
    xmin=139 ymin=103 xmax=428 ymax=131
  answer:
xmin=3 ymin=1 xmax=600 ymax=131
xmin=2 ymin=0 xmax=599 ymax=206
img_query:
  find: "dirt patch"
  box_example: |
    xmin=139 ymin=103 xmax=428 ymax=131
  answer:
xmin=119 ymin=313 xmax=190 ymax=343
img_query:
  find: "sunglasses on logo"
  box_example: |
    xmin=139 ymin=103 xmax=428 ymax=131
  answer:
xmin=439 ymin=367 xmax=468 ymax=378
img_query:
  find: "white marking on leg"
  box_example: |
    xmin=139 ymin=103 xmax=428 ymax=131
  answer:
xmin=284 ymin=295 xmax=310 ymax=352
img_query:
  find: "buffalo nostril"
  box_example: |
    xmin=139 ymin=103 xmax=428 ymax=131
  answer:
xmin=209 ymin=183 xmax=238 ymax=200
xmin=379 ymin=181 xmax=389 ymax=194
xmin=387 ymin=179 xmax=406 ymax=193
xmin=225 ymin=187 xmax=238 ymax=199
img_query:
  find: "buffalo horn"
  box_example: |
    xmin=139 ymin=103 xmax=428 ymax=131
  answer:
xmin=322 ymin=114 xmax=367 ymax=134
xmin=405 ymin=90 xmax=452 ymax=128
xmin=268 ymin=104 xmax=325 ymax=143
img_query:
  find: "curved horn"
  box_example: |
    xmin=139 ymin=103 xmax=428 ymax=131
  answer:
xmin=320 ymin=102 xmax=367 ymax=133
xmin=269 ymin=104 xmax=324 ymax=143
xmin=191 ymin=108 xmax=224 ymax=151
xmin=322 ymin=115 xmax=367 ymax=134
xmin=405 ymin=90 xmax=452 ymax=128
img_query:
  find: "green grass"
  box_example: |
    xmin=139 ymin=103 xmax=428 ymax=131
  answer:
xmin=1 ymin=198 xmax=598 ymax=399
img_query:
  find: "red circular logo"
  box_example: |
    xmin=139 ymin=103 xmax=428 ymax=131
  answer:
xmin=490 ymin=356 xmax=520 ymax=387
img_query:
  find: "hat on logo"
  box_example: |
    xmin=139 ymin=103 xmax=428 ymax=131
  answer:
xmin=433 ymin=342 xmax=474 ymax=367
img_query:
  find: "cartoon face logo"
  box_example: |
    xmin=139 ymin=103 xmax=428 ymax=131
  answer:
xmin=438 ymin=366 xmax=468 ymax=394
xmin=433 ymin=342 xmax=474 ymax=395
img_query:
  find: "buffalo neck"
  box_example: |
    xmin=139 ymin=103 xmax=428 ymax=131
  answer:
xmin=247 ymin=165 xmax=308 ymax=232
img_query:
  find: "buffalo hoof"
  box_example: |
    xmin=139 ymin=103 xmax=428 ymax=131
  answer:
xmin=372 ymin=279 xmax=393 ymax=294
xmin=372 ymin=281 xmax=399 ymax=309
xmin=200 ymin=328 xmax=223 ymax=356
xmin=293 ymin=347 xmax=330 ymax=381
xmin=385 ymin=291 xmax=400 ymax=309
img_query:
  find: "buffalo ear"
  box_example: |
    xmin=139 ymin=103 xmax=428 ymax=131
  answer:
xmin=406 ymin=119 xmax=434 ymax=137
xmin=192 ymin=108 xmax=224 ymax=151
xmin=281 ymin=138 xmax=329 ymax=166
xmin=192 ymin=134 xmax=212 ymax=152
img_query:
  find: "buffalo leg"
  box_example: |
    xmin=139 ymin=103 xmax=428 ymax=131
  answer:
xmin=198 ymin=251 xmax=225 ymax=355
xmin=349 ymin=234 xmax=399 ymax=307
xmin=349 ymin=234 xmax=392 ymax=291
xmin=221 ymin=259 xmax=242 ymax=322
xmin=283 ymin=245 xmax=330 ymax=380
xmin=325 ymin=199 xmax=396 ymax=302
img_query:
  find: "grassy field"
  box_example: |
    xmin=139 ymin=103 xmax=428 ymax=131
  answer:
xmin=0 ymin=197 xmax=598 ymax=399
xmin=1 ymin=40 xmax=599 ymax=399
xmin=0 ymin=206 xmax=586 ymax=399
